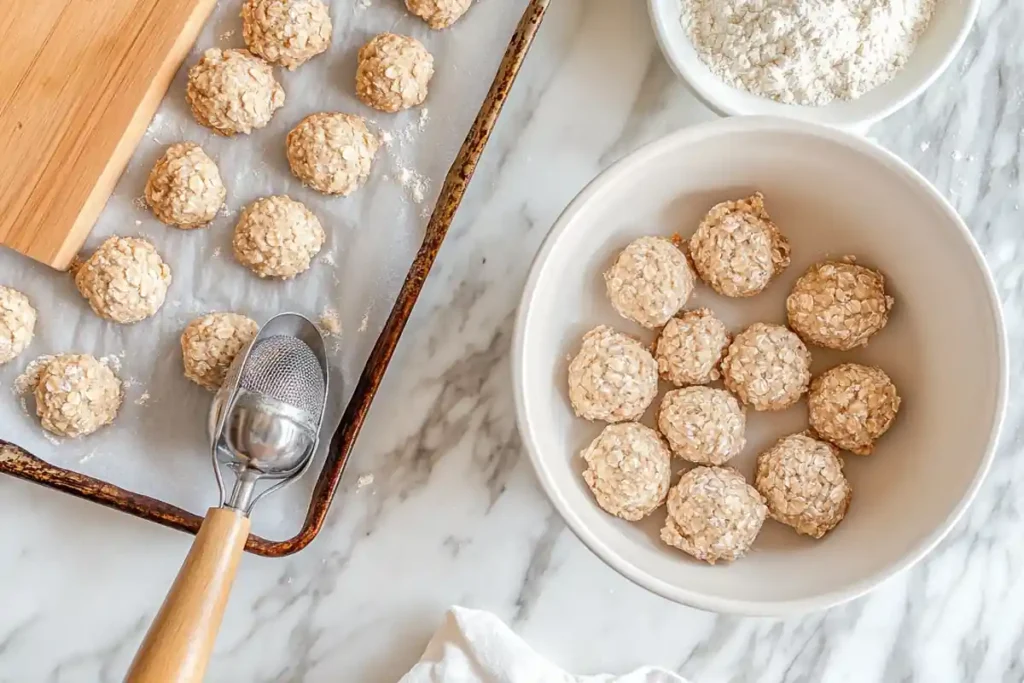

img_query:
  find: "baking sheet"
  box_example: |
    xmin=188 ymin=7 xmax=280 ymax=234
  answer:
xmin=0 ymin=0 xmax=528 ymax=540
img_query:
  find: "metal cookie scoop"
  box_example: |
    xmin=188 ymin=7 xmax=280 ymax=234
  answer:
xmin=127 ymin=313 xmax=328 ymax=683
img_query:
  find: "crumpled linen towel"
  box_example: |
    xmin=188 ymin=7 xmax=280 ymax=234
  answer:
xmin=400 ymin=607 xmax=687 ymax=683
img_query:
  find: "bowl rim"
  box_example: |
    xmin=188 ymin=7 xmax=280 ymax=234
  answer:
xmin=511 ymin=116 xmax=1008 ymax=616
xmin=646 ymin=0 xmax=981 ymax=129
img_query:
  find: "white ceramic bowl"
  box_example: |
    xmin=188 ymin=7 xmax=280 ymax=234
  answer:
xmin=648 ymin=0 xmax=980 ymax=129
xmin=513 ymin=117 xmax=1006 ymax=615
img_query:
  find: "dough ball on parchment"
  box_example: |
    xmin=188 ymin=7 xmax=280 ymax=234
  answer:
xmin=580 ymin=422 xmax=672 ymax=521
xmin=233 ymin=196 xmax=324 ymax=279
xmin=286 ymin=112 xmax=379 ymax=195
xmin=661 ymin=466 xmax=766 ymax=564
xmin=74 ymin=237 xmax=172 ymax=324
xmin=0 ymin=286 xmax=36 ymax=365
xmin=567 ymin=325 xmax=658 ymax=423
xmin=186 ymin=48 xmax=285 ymax=136
xmin=181 ymin=313 xmax=259 ymax=391
xmin=241 ymin=0 xmax=332 ymax=70
xmin=406 ymin=0 xmax=473 ymax=29
xmin=145 ymin=143 xmax=226 ymax=229
xmin=658 ymin=386 xmax=746 ymax=465
xmin=356 ymin=33 xmax=435 ymax=113
xmin=654 ymin=308 xmax=729 ymax=386
xmin=689 ymin=192 xmax=790 ymax=297
xmin=755 ymin=433 xmax=852 ymax=539
xmin=34 ymin=354 xmax=122 ymax=438
xmin=787 ymin=259 xmax=894 ymax=351
xmin=809 ymin=363 xmax=901 ymax=455
xmin=722 ymin=322 xmax=811 ymax=411
xmin=604 ymin=236 xmax=694 ymax=329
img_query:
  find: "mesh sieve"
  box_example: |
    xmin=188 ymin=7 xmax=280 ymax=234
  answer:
xmin=237 ymin=335 xmax=326 ymax=423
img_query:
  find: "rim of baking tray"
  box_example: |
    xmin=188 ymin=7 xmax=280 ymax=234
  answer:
xmin=646 ymin=0 xmax=982 ymax=130
xmin=511 ymin=116 xmax=1008 ymax=616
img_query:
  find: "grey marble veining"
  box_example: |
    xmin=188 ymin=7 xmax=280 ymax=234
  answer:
xmin=2 ymin=0 xmax=1024 ymax=681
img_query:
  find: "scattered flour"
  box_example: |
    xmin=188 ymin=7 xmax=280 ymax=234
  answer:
xmin=357 ymin=473 xmax=375 ymax=489
xmin=213 ymin=247 xmax=222 ymax=258
xmin=132 ymin=196 xmax=147 ymax=210
xmin=399 ymin=167 xmax=428 ymax=204
xmin=135 ymin=392 xmax=151 ymax=406
xmin=320 ymin=252 xmax=336 ymax=267
xmin=319 ymin=307 xmax=343 ymax=337
xmin=359 ymin=312 xmax=370 ymax=333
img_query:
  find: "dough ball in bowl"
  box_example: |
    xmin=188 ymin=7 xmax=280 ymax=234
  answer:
xmin=809 ymin=363 xmax=901 ymax=455
xmin=187 ymin=48 xmax=285 ymax=136
xmin=286 ymin=113 xmax=379 ymax=196
xmin=721 ymin=322 xmax=811 ymax=411
xmin=356 ymin=33 xmax=434 ymax=113
xmin=74 ymin=236 xmax=172 ymax=324
xmin=406 ymin=0 xmax=473 ymax=29
xmin=654 ymin=308 xmax=729 ymax=386
xmin=34 ymin=354 xmax=122 ymax=438
xmin=145 ymin=143 xmax=226 ymax=229
xmin=657 ymin=386 xmax=745 ymax=465
xmin=233 ymin=196 xmax=324 ymax=279
xmin=604 ymin=236 xmax=693 ymax=329
xmin=661 ymin=466 xmax=766 ymax=564
xmin=581 ymin=422 xmax=671 ymax=521
xmin=242 ymin=0 xmax=332 ymax=70
xmin=181 ymin=313 xmax=259 ymax=391
xmin=0 ymin=286 xmax=36 ymax=365
xmin=567 ymin=325 xmax=658 ymax=423
xmin=787 ymin=260 xmax=894 ymax=350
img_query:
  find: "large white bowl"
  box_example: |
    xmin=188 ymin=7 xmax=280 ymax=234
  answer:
xmin=512 ymin=117 xmax=1007 ymax=616
xmin=648 ymin=0 xmax=980 ymax=129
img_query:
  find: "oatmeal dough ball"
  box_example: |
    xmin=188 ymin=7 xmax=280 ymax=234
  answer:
xmin=186 ymin=48 xmax=285 ymax=136
xmin=241 ymin=0 xmax=332 ymax=70
xmin=722 ymin=323 xmax=811 ymax=411
xmin=0 ymin=286 xmax=36 ymax=365
xmin=567 ymin=325 xmax=658 ymax=423
xmin=286 ymin=112 xmax=380 ymax=195
xmin=74 ymin=237 xmax=172 ymax=324
xmin=755 ymin=433 xmax=852 ymax=538
xmin=604 ymin=236 xmax=694 ymax=329
xmin=145 ymin=143 xmax=226 ymax=229
xmin=658 ymin=387 xmax=745 ymax=465
xmin=787 ymin=260 xmax=894 ymax=350
xmin=661 ymin=466 xmax=766 ymax=564
xmin=356 ymin=33 xmax=435 ymax=113
xmin=35 ymin=354 xmax=122 ymax=438
xmin=809 ymin=363 xmax=900 ymax=455
xmin=233 ymin=196 xmax=324 ymax=279
xmin=181 ymin=313 xmax=259 ymax=391
xmin=655 ymin=308 xmax=729 ymax=385
xmin=406 ymin=0 xmax=473 ymax=29
xmin=581 ymin=422 xmax=672 ymax=521
xmin=689 ymin=192 xmax=791 ymax=297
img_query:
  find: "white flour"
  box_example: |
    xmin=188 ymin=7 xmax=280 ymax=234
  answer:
xmin=682 ymin=0 xmax=937 ymax=106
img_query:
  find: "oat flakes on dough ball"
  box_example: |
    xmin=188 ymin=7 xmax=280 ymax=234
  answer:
xmin=809 ymin=363 xmax=901 ymax=455
xmin=181 ymin=313 xmax=259 ymax=391
xmin=689 ymin=192 xmax=791 ymax=297
xmin=286 ymin=113 xmax=379 ymax=195
xmin=567 ymin=325 xmax=658 ymax=423
xmin=658 ymin=387 xmax=745 ymax=465
xmin=661 ymin=466 xmax=766 ymax=564
xmin=74 ymin=237 xmax=172 ymax=324
xmin=755 ymin=433 xmax=852 ymax=538
xmin=0 ymin=286 xmax=36 ymax=365
xmin=787 ymin=260 xmax=894 ymax=351
xmin=356 ymin=33 xmax=435 ymax=113
xmin=604 ymin=236 xmax=694 ymax=329
xmin=34 ymin=354 xmax=122 ymax=438
xmin=233 ymin=196 xmax=324 ymax=279
xmin=581 ymin=422 xmax=671 ymax=521
xmin=406 ymin=0 xmax=473 ymax=29
xmin=241 ymin=0 xmax=332 ymax=70
xmin=655 ymin=308 xmax=729 ymax=386
xmin=186 ymin=48 xmax=285 ymax=136
xmin=145 ymin=143 xmax=226 ymax=229
xmin=722 ymin=322 xmax=811 ymax=411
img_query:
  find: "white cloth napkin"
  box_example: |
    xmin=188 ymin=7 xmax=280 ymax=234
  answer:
xmin=400 ymin=607 xmax=687 ymax=683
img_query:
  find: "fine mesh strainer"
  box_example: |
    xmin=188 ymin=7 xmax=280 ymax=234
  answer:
xmin=126 ymin=313 xmax=328 ymax=683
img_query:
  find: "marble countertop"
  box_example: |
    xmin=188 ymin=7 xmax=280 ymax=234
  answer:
xmin=2 ymin=0 xmax=1024 ymax=681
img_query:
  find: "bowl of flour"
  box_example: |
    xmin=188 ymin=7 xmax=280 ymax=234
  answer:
xmin=649 ymin=0 xmax=979 ymax=129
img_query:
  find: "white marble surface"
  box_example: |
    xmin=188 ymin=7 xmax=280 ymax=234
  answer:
xmin=2 ymin=0 xmax=1024 ymax=681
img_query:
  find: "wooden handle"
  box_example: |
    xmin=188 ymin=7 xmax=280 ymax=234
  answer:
xmin=125 ymin=507 xmax=250 ymax=683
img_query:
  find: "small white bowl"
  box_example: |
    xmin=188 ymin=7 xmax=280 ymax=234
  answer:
xmin=512 ymin=117 xmax=1006 ymax=616
xmin=648 ymin=0 xmax=980 ymax=129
